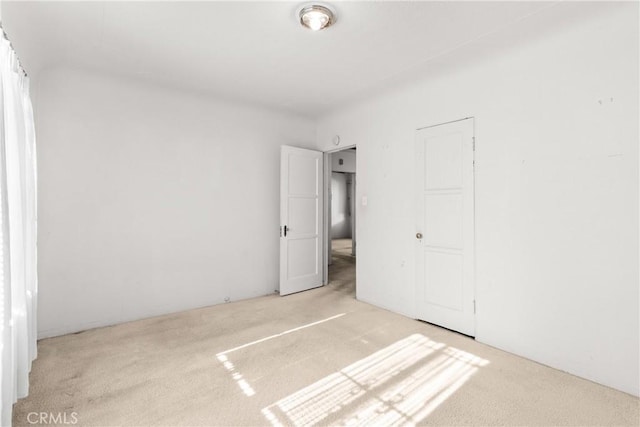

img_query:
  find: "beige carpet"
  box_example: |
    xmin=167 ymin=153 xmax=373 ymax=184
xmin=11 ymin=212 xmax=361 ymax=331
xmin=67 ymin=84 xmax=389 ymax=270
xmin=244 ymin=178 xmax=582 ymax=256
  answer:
xmin=13 ymin=255 xmax=639 ymax=426
xmin=332 ymin=238 xmax=353 ymax=258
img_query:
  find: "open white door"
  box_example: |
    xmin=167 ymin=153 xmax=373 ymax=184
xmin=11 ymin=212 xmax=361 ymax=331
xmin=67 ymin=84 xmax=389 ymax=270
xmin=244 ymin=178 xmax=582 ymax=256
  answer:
xmin=280 ymin=146 xmax=323 ymax=296
xmin=415 ymin=118 xmax=475 ymax=336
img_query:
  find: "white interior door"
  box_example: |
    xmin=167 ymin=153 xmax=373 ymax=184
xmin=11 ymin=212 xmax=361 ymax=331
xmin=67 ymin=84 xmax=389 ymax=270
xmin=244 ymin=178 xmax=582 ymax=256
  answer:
xmin=415 ymin=118 xmax=475 ymax=336
xmin=280 ymin=146 xmax=323 ymax=296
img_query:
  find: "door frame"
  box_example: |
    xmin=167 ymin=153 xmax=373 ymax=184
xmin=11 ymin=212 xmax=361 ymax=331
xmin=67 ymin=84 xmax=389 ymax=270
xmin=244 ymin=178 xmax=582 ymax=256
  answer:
xmin=322 ymin=144 xmax=356 ymax=285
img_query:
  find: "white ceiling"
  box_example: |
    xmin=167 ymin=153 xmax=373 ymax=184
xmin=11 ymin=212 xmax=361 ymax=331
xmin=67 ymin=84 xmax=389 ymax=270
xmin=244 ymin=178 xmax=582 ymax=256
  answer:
xmin=1 ymin=1 xmax=607 ymax=116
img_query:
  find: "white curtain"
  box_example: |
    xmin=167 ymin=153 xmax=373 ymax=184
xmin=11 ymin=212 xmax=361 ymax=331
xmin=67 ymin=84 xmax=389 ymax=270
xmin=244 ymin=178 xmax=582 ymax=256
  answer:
xmin=0 ymin=29 xmax=38 ymax=427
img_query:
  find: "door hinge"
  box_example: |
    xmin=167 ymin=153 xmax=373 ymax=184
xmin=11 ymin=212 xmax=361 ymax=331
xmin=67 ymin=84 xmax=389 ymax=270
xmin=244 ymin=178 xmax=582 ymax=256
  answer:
xmin=472 ymin=137 xmax=476 ymax=167
xmin=473 ymin=300 xmax=476 ymax=314
xmin=280 ymin=226 xmax=283 ymax=237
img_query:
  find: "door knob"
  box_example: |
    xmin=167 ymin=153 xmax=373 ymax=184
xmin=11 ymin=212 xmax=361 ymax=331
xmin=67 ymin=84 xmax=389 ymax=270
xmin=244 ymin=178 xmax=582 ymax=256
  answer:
xmin=416 ymin=232 xmax=423 ymax=239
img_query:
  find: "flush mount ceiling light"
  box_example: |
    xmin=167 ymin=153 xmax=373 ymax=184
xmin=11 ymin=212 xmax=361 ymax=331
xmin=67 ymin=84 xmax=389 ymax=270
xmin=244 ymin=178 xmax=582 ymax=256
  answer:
xmin=298 ymin=3 xmax=336 ymax=31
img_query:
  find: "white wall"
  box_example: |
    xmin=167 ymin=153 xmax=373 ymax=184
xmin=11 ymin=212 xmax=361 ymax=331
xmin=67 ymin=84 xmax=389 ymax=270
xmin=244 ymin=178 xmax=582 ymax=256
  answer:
xmin=331 ymin=149 xmax=356 ymax=173
xmin=317 ymin=4 xmax=639 ymax=396
xmin=331 ymin=173 xmax=352 ymax=239
xmin=36 ymin=67 xmax=315 ymax=338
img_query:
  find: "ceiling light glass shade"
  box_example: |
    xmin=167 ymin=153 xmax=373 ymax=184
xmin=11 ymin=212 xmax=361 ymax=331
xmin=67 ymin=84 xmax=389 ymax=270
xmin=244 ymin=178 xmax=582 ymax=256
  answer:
xmin=299 ymin=5 xmax=335 ymax=31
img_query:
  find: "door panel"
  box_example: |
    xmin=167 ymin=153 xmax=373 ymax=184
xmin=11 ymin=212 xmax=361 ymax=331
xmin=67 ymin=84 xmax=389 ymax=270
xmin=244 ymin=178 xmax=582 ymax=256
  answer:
xmin=424 ymin=192 xmax=463 ymax=248
xmin=289 ymin=156 xmax=319 ymax=195
xmin=416 ymin=119 xmax=475 ymax=336
xmin=287 ymin=238 xmax=318 ymax=279
xmin=288 ymin=198 xmax=318 ymax=235
xmin=280 ymin=146 xmax=323 ymax=296
xmin=424 ymin=133 xmax=463 ymax=189
xmin=425 ymin=250 xmax=463 ymax=311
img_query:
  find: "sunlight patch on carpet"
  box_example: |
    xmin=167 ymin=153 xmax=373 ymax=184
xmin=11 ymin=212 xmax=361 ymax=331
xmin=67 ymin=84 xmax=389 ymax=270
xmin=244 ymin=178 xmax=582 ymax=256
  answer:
xmin=216 ymin=313 xmax=347 ymax=397
xmin=261 ymin=333 xmax=489 ymax=426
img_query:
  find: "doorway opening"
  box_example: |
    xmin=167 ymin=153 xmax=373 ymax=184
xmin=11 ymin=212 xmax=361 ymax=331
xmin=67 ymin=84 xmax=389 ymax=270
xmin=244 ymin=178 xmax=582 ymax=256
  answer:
xmin=324 ymin=147 xmax=356 ymax=296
